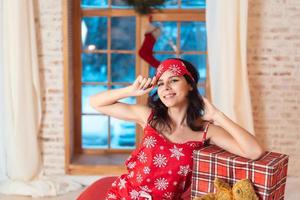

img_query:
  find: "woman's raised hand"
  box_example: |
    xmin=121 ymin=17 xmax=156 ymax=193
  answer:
xmin=128 ymin=75 xmax=157 ymax=96
xmin=202 ymin=97 xmax=220 ymax=122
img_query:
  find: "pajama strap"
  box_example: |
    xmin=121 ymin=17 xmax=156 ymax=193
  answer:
xmin=201 ymin=122 xmax=211 ymax=143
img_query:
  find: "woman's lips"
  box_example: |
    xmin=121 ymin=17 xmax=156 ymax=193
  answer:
xmin=163 ymin=93 xmax=176 ymax=99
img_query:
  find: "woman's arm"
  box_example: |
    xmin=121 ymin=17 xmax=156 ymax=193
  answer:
xmin=89 ymin=75 xmax=157 ymax=126
xmin=203 ymin=98 xmax=265 ymax=160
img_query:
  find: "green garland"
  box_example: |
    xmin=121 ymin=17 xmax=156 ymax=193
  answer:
xmin=125 ymin=0 xmax=165 ymax=15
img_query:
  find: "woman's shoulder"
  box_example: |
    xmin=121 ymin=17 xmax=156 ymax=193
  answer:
xmin=204 ymin=122 xmax=225 ymax=140
xmin=193 ymin=118 xmax=218 ymax=138
xmin=194 ymin=118 xmax=211 ymax=129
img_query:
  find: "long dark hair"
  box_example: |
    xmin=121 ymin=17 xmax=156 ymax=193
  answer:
xmin=147 ymin=58 xmax=206 ymax=133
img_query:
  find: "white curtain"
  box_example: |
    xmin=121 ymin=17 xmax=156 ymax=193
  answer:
xmin=0 ymin=0 xmax=7 ymax=182
xmin=206 ymin=0 xmax=254 ymax=133
xmin=0 ymin=0 xmax=82 ymax=196
xmin=1 ymin=0 xmax=41 ymax=181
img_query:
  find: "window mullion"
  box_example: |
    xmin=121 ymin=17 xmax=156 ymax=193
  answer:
xmin=107 ymin=16 xmax=112 ymax=150
xmin=177 ymin=21 xmax=181 ymax=57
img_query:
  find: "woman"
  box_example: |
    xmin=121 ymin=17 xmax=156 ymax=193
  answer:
xmin=89 ymin=58 xmax=264 ymax=200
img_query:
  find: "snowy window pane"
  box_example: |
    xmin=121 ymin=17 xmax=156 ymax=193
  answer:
xmin=153 ymin=22 xmax=177 ymax=52
xmin=81 ymin=0 xmax=108 ymax=8
xmin=82 ymin=115 xmax=109 ymax=149
xmin=111 ymin=53 xmax=135 ymax=82
xmin=81 ymin=17 xmax=107 ymax=50
xmin=110 ymin=117 xmax=136 ymax=149
xmin=81 ymin=53 xmax=107 ymax=82
xmin=82 ymin=85 xmax=107 ymax=114
xmin=180 ymin=22 xmax=206 ymax=51
xmin=181 ymin=0 xmax=206 ymax=9
xmin=111 ymin=17 xmax=136 ymax=50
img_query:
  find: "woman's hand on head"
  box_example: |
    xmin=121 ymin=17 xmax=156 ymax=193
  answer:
xmin=128 ymin=75 xmax=157 ymax=96
xmin=202 ymin=97 xmax=220 ymax=122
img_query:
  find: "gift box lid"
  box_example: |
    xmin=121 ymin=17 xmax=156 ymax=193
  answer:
xmin=193 ymin=145 xmax=289 ymax=169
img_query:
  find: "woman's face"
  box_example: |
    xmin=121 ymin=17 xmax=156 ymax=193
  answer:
xmin=157 ymin=70 xmax=192 ymax=108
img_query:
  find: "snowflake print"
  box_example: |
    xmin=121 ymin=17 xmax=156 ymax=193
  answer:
xmin=154 ymin=177 xmax=169 ymax=191
xmin=169 ymin=64 xmax=182 ymax=75
xmin=129 ymin=189 xmax=140 ymax=199
xmin=136 ymin=173 xmax=143 ymax=183
xmin=178 ymin=165 xmax=190 ymax=176
xmin=118 ymin=178 xmax=126 ymax=189
xmin=127 ymin=161 xmax=136 ymax=169
xmin=107 ymin=193 xmax=117 ymax=199
xmin=143 ymin=136 xmax=157 ymax=148
xmin=111 ymin=180 xmax=117 ymax=187
xmin=153 ymin=154 xmax=168 ymax=168
xmin=156 ymin=64 xmax=165 ymax=76
xmin=143 ymin=166 xmax=150 ymax=174
xmin=169 ymin=145 xmax=185 ymax=160
xmin=163 ymin=192 xmax=174 ymax=199
xmin=140 ymin=185 xmax=152 ymax=193
xmin=127 ymin=171 xmax=134 ymax=178
xmin=137 ymin=151 xmax=148 ymax=163
xmin=189 ymin=142 xmax=198 ymax=148
xmin=180 ymin=61 xmax=186 ymax=67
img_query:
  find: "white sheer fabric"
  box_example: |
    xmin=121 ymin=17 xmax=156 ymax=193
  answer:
xmin=206 ymin=0 xmax=254 ymax=133
xmin=0 ymin=0 xmax=82 ymax=196
xmin=0 ymin=0 xmax=7 ymax=183
xmin=0 ymin=176 xmax=83 ymax=197
xmin=1 ymin=0 xmax=41 ymax=181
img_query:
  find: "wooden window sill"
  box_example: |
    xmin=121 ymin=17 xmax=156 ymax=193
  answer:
xmin=67 ymin=153 xmax=129 ymax=175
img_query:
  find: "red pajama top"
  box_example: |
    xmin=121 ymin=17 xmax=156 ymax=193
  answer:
xmin=105 ymin=116 xmax=209 ymax=200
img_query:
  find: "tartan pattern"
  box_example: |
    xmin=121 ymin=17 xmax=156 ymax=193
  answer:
xmin=192 ymin=145 xmax=289 ymax=200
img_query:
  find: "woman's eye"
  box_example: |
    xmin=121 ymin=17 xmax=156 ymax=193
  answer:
xmin=170 ymin=79 xmax=178 ymax=83
xmin=157 ymin=83 xmax=163 ymax=87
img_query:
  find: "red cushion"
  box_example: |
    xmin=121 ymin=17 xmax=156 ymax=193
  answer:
xmin=77 ymin=176 xmax=117 ymax=200
xmin=77 ymin=176 xmax=191 ymax=200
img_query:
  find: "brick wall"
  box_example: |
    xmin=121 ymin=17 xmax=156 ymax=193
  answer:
xmin=35 ymin=0 xmax=300 ymax=176
xmin=248 ymin=0 xmax=300 ymax=176
xmin=35 ymin=0 xmax=65 ymax=175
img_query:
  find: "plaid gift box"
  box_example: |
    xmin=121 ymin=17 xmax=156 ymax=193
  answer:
xmin=192 ymin=144 xmax=289 ymax=200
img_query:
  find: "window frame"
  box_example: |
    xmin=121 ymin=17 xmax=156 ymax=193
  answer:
xmin=63 ymin=0 xmax=209 ymax=175
xmin=77 ymin=12 xmax=141 ymax=155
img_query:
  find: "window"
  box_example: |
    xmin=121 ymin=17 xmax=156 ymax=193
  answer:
xmin=64 ymin=0 xmax=208 ymax=174
xmin=81 ymin=16 xmax=137 ymax=151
